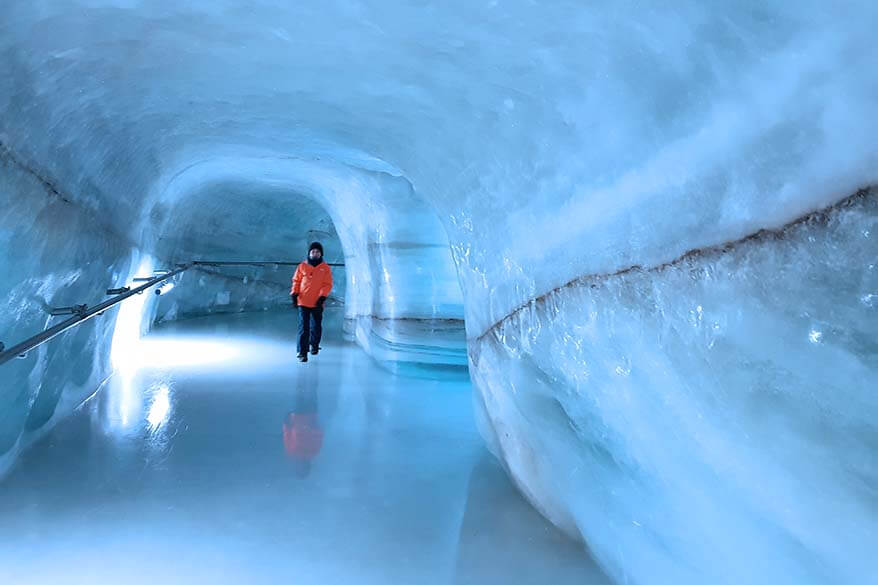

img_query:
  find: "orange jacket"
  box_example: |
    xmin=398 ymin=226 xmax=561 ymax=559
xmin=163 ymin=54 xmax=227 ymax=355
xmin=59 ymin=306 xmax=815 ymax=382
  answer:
xmin=291 ymin=261 xmax=333 ymax=308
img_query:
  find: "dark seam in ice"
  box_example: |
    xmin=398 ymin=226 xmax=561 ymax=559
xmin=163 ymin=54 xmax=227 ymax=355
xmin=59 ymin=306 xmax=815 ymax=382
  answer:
xmin=345 ymin=315 xmax=465 ymax=324
xmin=0 ymin=140 xmax=73 ymax=204
xmin=478 ymin=187 xmax=875 ymax=342
xmin=1 ymin=140 xmax=141 ymax=248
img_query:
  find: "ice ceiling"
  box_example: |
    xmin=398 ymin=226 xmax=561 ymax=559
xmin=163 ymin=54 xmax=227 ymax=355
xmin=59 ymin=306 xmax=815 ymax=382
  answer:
xmin=1 ymin=1 xmax=877 ymax=584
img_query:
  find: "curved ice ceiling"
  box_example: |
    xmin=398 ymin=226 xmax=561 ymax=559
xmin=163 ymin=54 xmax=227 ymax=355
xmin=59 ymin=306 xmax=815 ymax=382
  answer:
xmin=1 ymin=1 xmax=877 ymax=584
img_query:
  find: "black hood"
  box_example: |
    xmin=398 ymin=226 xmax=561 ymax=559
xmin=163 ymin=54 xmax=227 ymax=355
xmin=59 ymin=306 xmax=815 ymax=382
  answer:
xmin=307 ymin=241 xmax=324 ymax=266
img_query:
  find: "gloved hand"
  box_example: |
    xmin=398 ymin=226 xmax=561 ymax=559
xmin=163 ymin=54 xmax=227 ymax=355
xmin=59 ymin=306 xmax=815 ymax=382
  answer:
xmin=291 ymin=293 xmax=299 ymax=307
xmin=316 ymin=296 xmax=327 ymax=308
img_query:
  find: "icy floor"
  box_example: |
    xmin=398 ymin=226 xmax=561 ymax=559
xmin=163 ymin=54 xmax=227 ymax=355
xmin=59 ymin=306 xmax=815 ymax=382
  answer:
xmin=0 ymin=310 xmax=609 ymax=585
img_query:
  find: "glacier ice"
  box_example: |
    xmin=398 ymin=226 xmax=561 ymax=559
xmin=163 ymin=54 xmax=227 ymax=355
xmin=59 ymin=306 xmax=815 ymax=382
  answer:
xmin=1 ymin=1 xmax=878 ymax=584
xmin=471 ymin=191 xmax=878 ymax=584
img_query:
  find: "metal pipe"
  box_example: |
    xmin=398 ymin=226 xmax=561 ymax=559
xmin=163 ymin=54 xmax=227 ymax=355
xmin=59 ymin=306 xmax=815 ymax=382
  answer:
xmin=0 ymin=263 xmax=192 ymax=366
xmin=49 ymin=305 xmax=88 ymax=317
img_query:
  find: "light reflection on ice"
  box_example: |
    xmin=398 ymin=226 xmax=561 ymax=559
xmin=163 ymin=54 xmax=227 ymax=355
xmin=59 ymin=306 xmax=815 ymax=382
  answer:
xmin=146 ymin=384 xmax=171 ymax=429
xmin=135 ymin=338 xmax=242 ymax=369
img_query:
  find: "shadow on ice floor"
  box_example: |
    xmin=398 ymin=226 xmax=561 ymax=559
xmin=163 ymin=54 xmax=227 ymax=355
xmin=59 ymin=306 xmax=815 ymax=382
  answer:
xmin=0 ymin=309 xmax=610 ymax=585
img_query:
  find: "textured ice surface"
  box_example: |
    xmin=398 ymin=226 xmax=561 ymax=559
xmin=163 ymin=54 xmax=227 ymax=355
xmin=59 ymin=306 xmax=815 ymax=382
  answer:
xmin=2 ymin=1 xmax=878 ymax=584
xmin=3 ymin=0 xmax=874 ymax=335
xmin=0 ymin=145 xmax=151 ymax=473
xmin=472 ymin=191 xmax=878 ymax=584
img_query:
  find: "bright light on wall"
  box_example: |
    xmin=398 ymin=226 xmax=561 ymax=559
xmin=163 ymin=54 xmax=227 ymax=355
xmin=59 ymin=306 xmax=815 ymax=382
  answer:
xmin=111 ymin=255 xmax=155 ymax=371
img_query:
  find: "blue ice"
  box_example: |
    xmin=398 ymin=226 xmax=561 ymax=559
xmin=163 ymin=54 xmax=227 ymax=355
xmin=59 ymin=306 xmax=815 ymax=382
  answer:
xmin=1 ymin=2 xmax=877 ymax=584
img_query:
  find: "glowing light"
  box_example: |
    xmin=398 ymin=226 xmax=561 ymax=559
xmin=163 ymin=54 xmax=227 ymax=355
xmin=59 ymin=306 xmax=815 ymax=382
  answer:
xmin=147 ymin=384 xmax=171 ymax=429
xmin=117 ymin=372 xmax=137 ymax=428
xmin=136 ymin=337 xmax=242 ymax=368
xmin=111 ymin=256 xmax=155 ymax=370
xmin=808 ymin=329 xmax=823 ymax=344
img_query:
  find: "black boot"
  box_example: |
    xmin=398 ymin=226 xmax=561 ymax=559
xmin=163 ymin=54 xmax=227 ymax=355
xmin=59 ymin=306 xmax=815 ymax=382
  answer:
xmin=297 ymin=353 xmax=308 ymax=362
xmin=310 ymin=346 xmax=320 ymax=356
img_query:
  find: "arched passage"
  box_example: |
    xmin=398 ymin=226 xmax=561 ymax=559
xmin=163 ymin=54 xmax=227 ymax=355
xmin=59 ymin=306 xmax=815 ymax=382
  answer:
xmin=131 ymin=153 xmax=466 ymax=364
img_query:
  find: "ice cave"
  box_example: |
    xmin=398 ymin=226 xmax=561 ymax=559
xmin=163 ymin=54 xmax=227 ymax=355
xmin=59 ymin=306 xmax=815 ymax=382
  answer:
xmin=1 ymin=2 xmax=876 ymax=584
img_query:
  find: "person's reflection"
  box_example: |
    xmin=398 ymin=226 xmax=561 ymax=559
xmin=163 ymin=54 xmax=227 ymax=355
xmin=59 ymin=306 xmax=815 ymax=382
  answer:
xmin=283 ymin=367 xmax=323 ymax=478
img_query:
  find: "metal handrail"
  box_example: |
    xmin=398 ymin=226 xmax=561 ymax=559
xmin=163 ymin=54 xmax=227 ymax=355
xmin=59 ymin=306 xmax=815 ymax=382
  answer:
xmin=0 ymin=259 xmax=345 ymax=366
xmin=0 ymin=263 xmax=192 ymax=366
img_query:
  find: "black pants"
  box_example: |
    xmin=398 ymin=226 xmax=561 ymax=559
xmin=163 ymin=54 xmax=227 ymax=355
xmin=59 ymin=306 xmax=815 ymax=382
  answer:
xmin=297 ymin=306 xmax=323 ymax=355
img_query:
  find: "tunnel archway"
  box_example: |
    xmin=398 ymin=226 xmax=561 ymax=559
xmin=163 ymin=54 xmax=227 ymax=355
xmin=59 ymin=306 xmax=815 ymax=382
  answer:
xmin=150 ymin=180 xmax=346 ymax=322
xmin=106 ymin=151 xmax=466 ymax=375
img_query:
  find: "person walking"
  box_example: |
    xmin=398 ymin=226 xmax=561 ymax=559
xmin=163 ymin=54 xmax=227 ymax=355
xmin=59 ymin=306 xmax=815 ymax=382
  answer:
xmin=290 ymin=242 xmax=333 ymax=362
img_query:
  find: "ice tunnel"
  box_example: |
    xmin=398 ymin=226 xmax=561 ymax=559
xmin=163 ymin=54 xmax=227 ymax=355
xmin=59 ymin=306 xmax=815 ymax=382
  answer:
xmin=1 ymin=2 xmax=877 ymax=584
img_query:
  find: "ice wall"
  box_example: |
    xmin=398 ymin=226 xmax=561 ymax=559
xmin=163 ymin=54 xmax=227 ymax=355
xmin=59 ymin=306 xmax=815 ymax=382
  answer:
xmin=472 ymin=190 xmax=878 ymax=584
xmin=2 ymin=1 xmax=878 ymax=583
xmin=0 ymin=141 xmax=154 ymax=475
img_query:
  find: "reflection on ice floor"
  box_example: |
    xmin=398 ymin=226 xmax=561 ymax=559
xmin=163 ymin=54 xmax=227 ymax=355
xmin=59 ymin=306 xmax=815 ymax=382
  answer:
xmin=0 ymin=310 xmax=609 ymax=585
